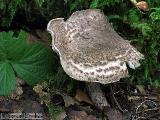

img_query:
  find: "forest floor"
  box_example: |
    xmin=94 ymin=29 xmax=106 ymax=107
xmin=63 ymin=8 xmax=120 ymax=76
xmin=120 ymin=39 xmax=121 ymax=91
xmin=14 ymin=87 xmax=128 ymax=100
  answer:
xmin=0 ymin=80 xmax=160 ymax=120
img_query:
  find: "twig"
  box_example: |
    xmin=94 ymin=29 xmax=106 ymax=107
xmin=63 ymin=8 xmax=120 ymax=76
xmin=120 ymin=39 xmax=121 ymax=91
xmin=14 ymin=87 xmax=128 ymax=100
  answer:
xmin=110 ymin=86 xmax=124 ymax=113
xmin=135 ymin=100 xmax=159 ymax=119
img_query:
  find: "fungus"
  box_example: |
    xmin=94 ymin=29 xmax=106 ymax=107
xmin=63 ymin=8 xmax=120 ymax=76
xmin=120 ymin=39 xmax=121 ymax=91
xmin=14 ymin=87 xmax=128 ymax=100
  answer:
xmin=47 ymin=9 xmax=144 ymax=109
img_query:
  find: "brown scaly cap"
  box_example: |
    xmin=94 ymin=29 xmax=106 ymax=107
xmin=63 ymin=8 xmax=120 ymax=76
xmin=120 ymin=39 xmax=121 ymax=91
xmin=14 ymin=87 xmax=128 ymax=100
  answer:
xmin=47 ymin=9 xmax=144 ymax=84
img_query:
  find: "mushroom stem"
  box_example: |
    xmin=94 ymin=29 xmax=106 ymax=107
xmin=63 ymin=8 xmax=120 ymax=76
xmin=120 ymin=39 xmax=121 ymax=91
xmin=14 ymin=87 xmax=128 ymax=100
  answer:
xmin=86 ymin=82 xmax=110 ymax=110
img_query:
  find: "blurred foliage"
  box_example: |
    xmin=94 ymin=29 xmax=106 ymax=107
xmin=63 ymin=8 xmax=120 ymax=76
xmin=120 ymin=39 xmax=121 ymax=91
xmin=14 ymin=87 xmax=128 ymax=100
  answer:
xmin=0 ymin=0 xmax=160 ymax=89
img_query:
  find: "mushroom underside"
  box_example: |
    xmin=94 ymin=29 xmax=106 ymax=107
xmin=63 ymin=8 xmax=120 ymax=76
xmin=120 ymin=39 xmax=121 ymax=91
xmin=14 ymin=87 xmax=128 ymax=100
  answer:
xmin=61 ymin=58 xmax=142 ymax=84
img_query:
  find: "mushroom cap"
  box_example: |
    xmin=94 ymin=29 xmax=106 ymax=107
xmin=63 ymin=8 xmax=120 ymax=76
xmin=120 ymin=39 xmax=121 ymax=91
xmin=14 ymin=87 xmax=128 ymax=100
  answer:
xmin=47 ymin=9 xmax=144 ymax=84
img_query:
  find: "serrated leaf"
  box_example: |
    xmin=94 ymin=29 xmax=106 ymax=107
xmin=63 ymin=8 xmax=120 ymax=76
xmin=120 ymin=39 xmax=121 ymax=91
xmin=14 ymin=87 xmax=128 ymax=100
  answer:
xmin=0 ymin=30 xmax=54 ymax=95
xmin=0 ymin=63 xmax=16 ymax=95
xmin=12 ymin=43 xmax=53 ymax=85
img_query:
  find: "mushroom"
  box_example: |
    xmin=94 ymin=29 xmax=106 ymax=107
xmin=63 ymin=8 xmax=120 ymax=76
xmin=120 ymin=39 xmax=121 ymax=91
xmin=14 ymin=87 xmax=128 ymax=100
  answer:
xmin=47 ymin=9 xmax=144 ymax=109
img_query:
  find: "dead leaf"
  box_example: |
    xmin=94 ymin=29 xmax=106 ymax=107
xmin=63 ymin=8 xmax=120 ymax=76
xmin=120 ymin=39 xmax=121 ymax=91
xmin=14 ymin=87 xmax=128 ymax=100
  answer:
xmin=33 ymin=83 xmax=51 ymax=105
xmin=0 ymin=100 xmax=16 ymax=112
xmin=106 ymin=108 xmax=123 ymax=120
xmin=62 ymin=95 xmax=77 ymax=107
xmin=56 ymin=111 xmax=67 ymax=120
xmin=136 ymin=85 xmax=146 ymax=94
xmin=50 ymin=88 xmax=77 ymax=107
xmin=36 ymin=30 xmax=51 ymax=45
xmin=27 ymin=30 xmax=50 ymax=47
xmin=75 ymin=89 xmax=93 ymax=105
xmin=27 ymin=32 xmax=38 ymax=43
xmin=66 ymin=109 xmax=97 ymax=120
xmin=33 ymin=84 xmax=49 ymax=98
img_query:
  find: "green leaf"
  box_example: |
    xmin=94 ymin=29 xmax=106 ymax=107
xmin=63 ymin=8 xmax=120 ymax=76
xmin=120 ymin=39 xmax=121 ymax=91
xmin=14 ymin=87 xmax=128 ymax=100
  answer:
xmin=90 ymin=0 xmax=99 ymax=8
xmin=128 ymin=9 xmax=140 ymax=23
xmin=90 ymin=0 xmax=121 ymax=8
xmin=35 ymin=0 xmax=45 ymax=7
xmin=150 ymin=8 xmax=160 ymax=22
xmin=0 ymin=30 xmax=54 ymax=95
xmin=12 ymin=43 xmax=53 ymax=85
xmin=0 ymin=63 xmax=16 ymax=95
xmin=1 ymin=0 xmax=23 ymax=27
